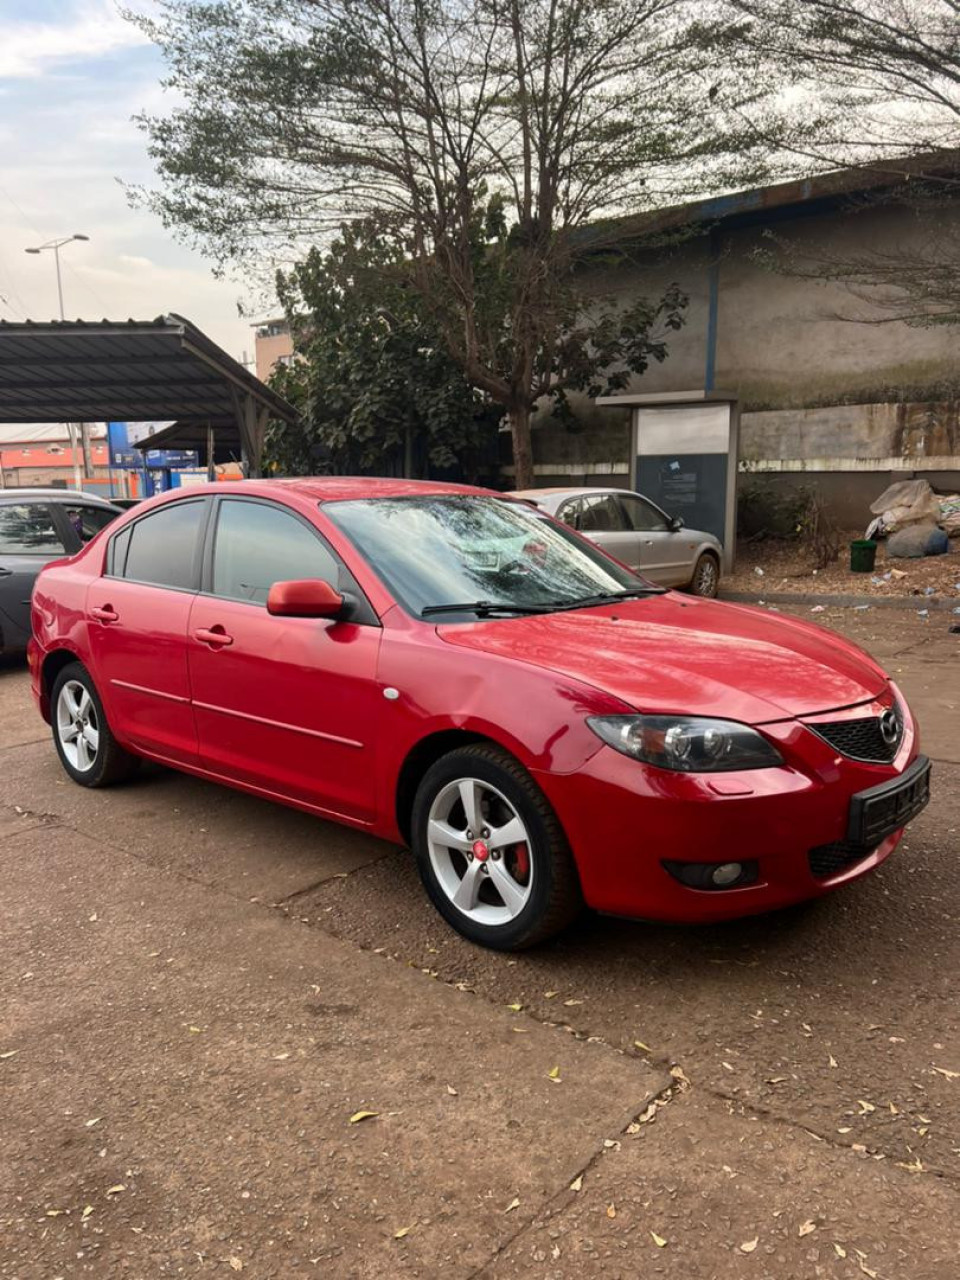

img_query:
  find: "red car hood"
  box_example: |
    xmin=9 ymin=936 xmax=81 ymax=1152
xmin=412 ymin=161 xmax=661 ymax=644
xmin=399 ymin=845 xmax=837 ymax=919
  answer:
xmin=437 ymin=594 xmax=888 ymax=723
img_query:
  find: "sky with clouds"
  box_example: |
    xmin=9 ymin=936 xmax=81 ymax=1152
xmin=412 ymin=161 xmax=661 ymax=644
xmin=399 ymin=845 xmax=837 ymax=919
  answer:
xmin=0 ymin=0 xmax=259 ymax=362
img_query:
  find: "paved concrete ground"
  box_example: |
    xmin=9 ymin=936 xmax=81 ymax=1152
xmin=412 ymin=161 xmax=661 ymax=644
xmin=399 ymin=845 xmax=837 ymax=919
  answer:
xmin=1 ymin=606 xmax=958 ymax=1278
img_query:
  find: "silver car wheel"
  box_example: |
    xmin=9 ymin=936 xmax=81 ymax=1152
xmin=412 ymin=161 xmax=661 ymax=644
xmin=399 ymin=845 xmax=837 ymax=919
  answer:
xmin=426 ymin=777 xmax=534 ymax=925
xmin=692 ymin=555 xmax=719 ymax=597
xmin=56 ymin=680 xmax=100 ymax=773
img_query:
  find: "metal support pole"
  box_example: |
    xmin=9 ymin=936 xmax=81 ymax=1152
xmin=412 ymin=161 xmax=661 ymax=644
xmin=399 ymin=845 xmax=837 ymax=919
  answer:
xmin=206 ymin=423 xmax=216 ymax=482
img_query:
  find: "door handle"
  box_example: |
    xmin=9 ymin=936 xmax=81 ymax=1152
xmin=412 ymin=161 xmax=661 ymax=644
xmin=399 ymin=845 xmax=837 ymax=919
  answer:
xmin=194 ymin=625 xmax=234 ymax=648
xmin=91 ymin=605 xmax=119 ymax=623
xmin=0 ymin=567 xmax=12 ymax=578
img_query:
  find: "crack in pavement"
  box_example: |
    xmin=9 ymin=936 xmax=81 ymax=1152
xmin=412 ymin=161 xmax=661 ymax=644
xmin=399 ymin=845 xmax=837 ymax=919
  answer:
xmin=271 ymin=847 xmax=399 ymax=907
xmin=463 ymin=1069 xmax=692 ymax=1280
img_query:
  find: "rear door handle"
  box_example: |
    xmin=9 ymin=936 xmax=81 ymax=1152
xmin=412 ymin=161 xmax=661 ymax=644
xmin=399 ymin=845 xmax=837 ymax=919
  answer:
xmin=91 ymin=605 xmax=119 ymax=623
xmin=194 ymin=625 xmax=234 ymax=648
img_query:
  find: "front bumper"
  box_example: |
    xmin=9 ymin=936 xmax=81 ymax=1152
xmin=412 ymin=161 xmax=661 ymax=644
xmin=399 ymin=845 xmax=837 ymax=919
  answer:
xmin=533 ymin=691 xmax=925 ymax=923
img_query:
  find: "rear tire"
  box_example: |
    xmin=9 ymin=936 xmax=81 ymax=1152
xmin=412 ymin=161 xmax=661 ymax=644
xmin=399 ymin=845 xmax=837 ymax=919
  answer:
xmin=51 ymin=661 xmax=140 ymax=788
xmin=689 ymin=552 xmax=720 ymax=598
xmin=411 ymin=744 xmax=582 ymax=950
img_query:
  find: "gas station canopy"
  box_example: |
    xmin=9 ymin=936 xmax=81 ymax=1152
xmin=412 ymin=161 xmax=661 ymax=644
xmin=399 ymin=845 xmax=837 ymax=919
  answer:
xmin=0 ymin=314 xmax=298 ymax=474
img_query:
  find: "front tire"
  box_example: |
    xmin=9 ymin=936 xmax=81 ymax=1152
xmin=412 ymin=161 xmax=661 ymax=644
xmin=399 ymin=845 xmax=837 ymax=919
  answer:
xmin=51 ymin=662 xmax=140 ymax=788
xmin=411 ymin=745 xmax=582 ymax=950
xmin=689 ymin=552 xmax=720 ymax=598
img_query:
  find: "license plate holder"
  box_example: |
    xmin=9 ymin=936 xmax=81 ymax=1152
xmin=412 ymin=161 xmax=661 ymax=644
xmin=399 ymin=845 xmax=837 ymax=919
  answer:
xmin=847 ymin=755 xmax=931 ymax=847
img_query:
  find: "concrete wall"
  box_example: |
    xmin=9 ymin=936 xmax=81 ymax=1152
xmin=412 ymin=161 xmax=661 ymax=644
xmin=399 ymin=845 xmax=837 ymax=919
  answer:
xmin=527 ymin=195 xmax=960 ymax=482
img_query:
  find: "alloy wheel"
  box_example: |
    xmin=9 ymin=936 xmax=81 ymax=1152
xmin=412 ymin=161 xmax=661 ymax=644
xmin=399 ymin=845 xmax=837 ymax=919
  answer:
xmin=426 ymin=777 xmax=534 ymax=925
xmin=694 ymin=556 xmax=718 ymax=596
xmin=56 ymin=680 xmax=100 ymax=773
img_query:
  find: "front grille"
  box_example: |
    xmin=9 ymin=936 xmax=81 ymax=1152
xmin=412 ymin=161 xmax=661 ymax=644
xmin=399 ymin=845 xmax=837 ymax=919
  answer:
xmin=809 ymin=703 xmax=902 ymax=763
xmin=808 ymin=840 xmax=875 ymax=879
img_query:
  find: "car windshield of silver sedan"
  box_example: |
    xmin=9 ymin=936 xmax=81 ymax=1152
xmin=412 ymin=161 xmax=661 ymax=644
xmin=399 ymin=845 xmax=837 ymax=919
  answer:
xmin=326 ymin=495 xmax=664 ymax=620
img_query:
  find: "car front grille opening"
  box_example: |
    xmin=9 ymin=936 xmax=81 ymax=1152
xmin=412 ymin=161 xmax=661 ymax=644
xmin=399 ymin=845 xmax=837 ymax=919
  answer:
xmin=809 ymin=703 xmax=902 ymax=764
xmin=808 ymin=840 xmax=876 ymax=879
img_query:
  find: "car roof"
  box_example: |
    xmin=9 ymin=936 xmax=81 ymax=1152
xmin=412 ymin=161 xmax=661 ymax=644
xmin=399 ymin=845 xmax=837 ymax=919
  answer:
xmin=0 ymin=487 xmax=119 ymax=508
xmin=191 ymin=477 xmax=503 ymax=503
xmin=508 ymin=486 xmax=636 ymax=502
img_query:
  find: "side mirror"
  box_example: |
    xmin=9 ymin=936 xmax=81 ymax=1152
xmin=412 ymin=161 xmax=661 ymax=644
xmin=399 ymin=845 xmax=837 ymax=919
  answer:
xmin=669 ymin=515 xmax=684 ymax=532
xmin=267 ymin=578 xmax=344 ymax=618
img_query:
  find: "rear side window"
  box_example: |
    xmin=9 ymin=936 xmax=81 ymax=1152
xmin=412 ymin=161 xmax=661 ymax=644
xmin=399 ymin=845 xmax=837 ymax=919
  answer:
xmin=212 ymin=499 xmax=339 ymax=604
xmin=119 ymin=500 xmax=204 ymax=590
xmin=0 ymin=504 xmax=66 ymax=555
xmin=61 ymin=503 xmax=118 ymax=544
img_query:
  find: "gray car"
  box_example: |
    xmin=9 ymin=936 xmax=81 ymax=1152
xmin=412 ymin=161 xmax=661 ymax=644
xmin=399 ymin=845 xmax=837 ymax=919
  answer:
xmin=509 ymin=486 xmax=723 ymax=596
xmin=0 ymin=489 xmax=122 ymax=655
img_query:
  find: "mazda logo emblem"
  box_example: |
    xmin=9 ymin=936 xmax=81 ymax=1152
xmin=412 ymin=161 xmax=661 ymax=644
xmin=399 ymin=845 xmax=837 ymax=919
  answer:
xmin=879 ymin=708 xmax=899 ymax=745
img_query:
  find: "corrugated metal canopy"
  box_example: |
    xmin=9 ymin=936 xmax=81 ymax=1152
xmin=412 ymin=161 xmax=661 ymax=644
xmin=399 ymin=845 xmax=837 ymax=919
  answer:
xmin=0 ymin=313 xmax=297 ymax=430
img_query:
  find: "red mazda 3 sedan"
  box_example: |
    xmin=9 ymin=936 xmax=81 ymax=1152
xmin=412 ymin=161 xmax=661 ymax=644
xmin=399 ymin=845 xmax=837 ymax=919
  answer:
xmin=29 ymin=478 xmax=930 ymax=950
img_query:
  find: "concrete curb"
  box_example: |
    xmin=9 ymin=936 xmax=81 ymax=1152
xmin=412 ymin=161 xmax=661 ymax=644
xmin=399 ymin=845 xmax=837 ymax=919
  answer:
xmin=719 ymin=589 xmax=960 ymax=612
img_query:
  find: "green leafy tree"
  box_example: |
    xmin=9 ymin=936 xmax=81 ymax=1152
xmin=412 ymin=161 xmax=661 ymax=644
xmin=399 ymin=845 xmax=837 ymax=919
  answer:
xmin=263 ymin=222 xmax=502 ymax=478
xmin=132 ymin=0 xmax=803 ymax=484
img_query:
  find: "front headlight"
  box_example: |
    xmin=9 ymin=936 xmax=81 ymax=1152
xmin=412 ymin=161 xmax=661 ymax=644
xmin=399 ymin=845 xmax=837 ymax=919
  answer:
xmin=587 ymin=715 xmax=783 ymax=773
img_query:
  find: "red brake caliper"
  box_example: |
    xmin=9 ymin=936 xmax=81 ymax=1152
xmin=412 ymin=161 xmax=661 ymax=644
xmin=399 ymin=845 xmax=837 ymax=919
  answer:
xmin=512 ymin=843 xmax=530 ymax=881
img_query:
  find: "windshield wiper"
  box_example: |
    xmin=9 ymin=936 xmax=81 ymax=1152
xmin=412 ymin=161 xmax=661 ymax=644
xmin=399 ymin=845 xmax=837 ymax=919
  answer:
xmin=421 ymin=600 xmax=558 ymax=618
xmin=549 ymin=587 xmax=667 ymax=611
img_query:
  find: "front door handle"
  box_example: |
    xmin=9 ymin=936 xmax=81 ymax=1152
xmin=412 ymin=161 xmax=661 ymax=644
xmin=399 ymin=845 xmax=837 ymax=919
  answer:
xmin=194 ymin=625 xmax=234 ymax=649
xmin=91 ymin=605 xmax=119 ymax=623
xmin=0 ymin=567 xmax=12 ymax=578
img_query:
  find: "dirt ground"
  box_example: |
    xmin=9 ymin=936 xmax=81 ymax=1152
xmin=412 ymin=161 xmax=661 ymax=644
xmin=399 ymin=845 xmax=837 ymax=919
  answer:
xmin=2 ymin=607 xmax=959 ymax=1278
xmin=724 ymin=535 xmax=960 ymax=602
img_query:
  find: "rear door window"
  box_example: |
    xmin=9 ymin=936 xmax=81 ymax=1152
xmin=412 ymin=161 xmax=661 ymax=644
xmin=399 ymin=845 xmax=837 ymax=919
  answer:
xmin=118 ymin=500 xmax=205 ymax=590
xmin=0 ymin=504 xmax=67 ymax=555
xmin=61 ymin=503 xmax=118 ymax=545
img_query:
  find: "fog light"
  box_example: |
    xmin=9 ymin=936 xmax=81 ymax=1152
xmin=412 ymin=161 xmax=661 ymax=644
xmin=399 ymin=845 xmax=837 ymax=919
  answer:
xmin=662 ymin=859 xmax=759 ymax=890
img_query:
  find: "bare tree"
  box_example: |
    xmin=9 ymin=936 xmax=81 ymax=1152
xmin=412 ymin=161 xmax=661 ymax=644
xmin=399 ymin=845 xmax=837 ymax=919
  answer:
xmin=731 ymin=1 xmax=960 ymax=328
xmin=131 ymin=0 xmax=801 ymax=484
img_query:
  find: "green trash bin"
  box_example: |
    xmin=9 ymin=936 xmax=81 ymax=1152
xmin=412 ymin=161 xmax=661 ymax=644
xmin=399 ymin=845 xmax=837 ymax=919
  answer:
xmin=850 ymin=538 xmax=877 ymax=573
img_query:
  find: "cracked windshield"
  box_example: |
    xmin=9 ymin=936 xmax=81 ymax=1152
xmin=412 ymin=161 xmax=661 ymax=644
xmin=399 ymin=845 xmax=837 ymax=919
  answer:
xmin=327 ymin=495 xmax=647 ymax=618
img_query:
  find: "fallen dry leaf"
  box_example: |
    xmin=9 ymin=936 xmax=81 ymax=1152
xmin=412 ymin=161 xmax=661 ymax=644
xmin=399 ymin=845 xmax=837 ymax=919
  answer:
xmin=228 ymin=1258 xmax=243 ymax=1273
xmin=81 ymin=1205 xmax=94 ymax=1222
xmin=606 ymin=1203 xmax=616 ymax=1219
xmin=45 ymin=1209 xmax=66 ymax=1217
xmin=446 ymin=1085 xmax=458 ymax=1096
xmin=506 ymin=1003 xmax=522 ymax=1012
xmin=932 ymin=1066 xmax=960 ymax=1081
xmin=511 ymin=1026 xmax=528 ymax=1033
xmin=188 ymin=1026 xmax=202 ymax=1034
xmin=547 ymin=1065 xmax=561 ymax=1081
xmin=394 ymin=1226 xmax=413 ymax=1239
xmin=857 ymin=1100 xmax=876 ymax=1115
xmin=798 ymin=1219 xmax=816 ymax=1237
xmin=273 ymin=1053 xmax=290 ymax=1061
xmin=563 ymin=999 xmax=583 ymax=1007
xmin=650 ymin=1231 xmax=667 ymax=1247
xmin=858 ymin=1262 xmax=878 ymax=1279
xmin=740 ymin=1237 xmax=759 ymax=1253
xmin=828 ymin=1055 xmax=838 ymax=1068
xmin=505 ymin=1197 xmax=520 ymax=1213
xmin=106 ymin=1185 xmax=126 ymax=1197
xmin=544 ymin=991 xmax=558 ymax=999
xmin=834 ymin=1243 xmax=847 ymax=1258
xmin=348 ymin=1110 xmax=379 ymax=1124
xmin=0 ymin=1051 xmax=18 ymax=1060
xmin=569 ymin=1175 xmax=583 ymax=1192
xmin=766 ymin=1076 xmax=788 ymax=1085
xmin=633 ymin=1040 xmax=651 ymax=1053
xmin=85 ymin=1118 xmax=101 ymax=1129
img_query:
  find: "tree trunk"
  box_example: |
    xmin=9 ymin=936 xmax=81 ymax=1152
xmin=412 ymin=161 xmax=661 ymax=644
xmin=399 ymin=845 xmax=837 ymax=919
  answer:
xmin=508 ymin=402 xmax=534 ymax=489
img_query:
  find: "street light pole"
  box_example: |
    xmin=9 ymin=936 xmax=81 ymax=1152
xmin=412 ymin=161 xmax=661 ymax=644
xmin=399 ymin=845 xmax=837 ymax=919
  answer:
xmin=24 ymin=234 xmax=90 ymax=491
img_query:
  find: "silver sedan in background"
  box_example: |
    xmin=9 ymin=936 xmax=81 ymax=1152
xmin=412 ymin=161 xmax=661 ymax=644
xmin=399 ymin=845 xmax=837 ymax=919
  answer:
xmin=509 ymin=486 xmax=723 ymax=596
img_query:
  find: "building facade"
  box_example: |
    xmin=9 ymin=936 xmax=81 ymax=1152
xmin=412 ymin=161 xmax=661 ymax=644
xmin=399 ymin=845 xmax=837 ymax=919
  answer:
xmin=524 ymin=158 xmax=960 ymax=523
